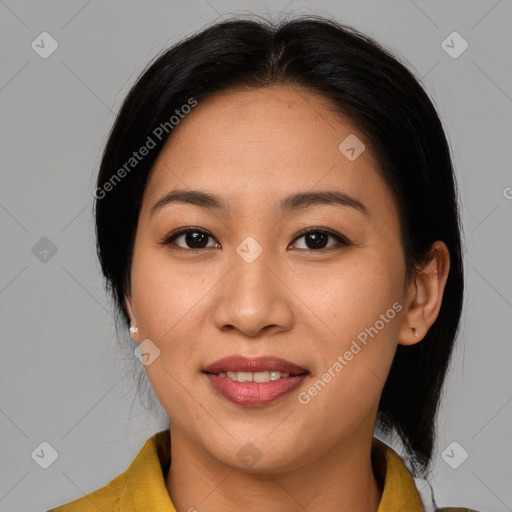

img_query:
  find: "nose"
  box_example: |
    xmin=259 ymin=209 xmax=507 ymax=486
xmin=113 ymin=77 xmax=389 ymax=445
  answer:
xmin=212 ymin=244 xmax=294 ymax=338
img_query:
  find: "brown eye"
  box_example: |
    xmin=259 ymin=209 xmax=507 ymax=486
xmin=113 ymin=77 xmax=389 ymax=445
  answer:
xmin=162 ymin=228 xmax=220 ymax=250
xmin=291 ymin=228 xmax=350 ymax=251
xmin=303 ymin=232 xmax=329 ymax=249
xmin=181 ymin=231 xmax=210 ymax=249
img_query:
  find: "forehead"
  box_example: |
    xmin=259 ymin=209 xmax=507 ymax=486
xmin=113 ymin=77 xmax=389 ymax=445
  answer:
xmin=143 ymin=85 xmax=394 ymax=219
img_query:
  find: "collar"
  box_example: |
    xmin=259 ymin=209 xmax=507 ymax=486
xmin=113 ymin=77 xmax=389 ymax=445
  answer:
xmin=371 ymin=436 xmax=426 ymax=511
xmin=113 ymin=429 xmax=426 ymax=511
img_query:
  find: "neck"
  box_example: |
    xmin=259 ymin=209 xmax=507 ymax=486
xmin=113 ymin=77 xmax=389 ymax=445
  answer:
xmin=165 ymin=426 xmax=382 ymax=512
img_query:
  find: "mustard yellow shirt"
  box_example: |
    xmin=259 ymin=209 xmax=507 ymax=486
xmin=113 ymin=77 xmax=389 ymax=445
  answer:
xmin=47 ymin=429 xmax=479 ymax=512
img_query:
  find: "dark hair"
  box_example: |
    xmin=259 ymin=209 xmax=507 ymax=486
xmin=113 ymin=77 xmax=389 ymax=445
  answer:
xmin=95 ymin=14 xmax=464 ymax=476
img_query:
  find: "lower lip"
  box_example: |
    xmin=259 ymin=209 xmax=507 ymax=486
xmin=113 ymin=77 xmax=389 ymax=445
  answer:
xmin=204 ymin=373 xmax=308 ymax=407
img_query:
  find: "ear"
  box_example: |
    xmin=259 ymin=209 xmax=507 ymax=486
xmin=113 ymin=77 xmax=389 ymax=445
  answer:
xmin=124 ymin=294 xmax=140 ymax=342
xmin=398 ymin=240 xmax=450 ymax=346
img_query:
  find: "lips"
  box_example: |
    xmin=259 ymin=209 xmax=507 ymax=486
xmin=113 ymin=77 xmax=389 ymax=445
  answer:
xmin=203 ymin=355 xmax=308 ymax=375
xmin=203 ymin=355 xmax=309 ymax=407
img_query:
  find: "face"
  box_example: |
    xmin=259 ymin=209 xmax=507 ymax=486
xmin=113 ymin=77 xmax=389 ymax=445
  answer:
xmin=126 ymin=84 xmax=414 ymax=472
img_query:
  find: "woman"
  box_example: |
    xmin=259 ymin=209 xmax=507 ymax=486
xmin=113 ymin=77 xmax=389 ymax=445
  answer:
xmin=49 ymin=14 xmax=479 ymax=512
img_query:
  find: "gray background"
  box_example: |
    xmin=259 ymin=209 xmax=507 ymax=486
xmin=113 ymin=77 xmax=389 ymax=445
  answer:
xmin=1 ymin=1 xmax=511 ymax=511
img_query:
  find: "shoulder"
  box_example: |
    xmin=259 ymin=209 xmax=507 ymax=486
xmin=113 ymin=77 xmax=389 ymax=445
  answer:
xmin=47 ymin=430 xmax=170 ymax=511
xmin=436 ymin=507 xmax=482 ymax=511
xmin=46 ymin=468 xmax=126 ymax=511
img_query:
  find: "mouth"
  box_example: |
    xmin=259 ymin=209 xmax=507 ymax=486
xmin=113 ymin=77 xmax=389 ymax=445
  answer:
xmin=207 ymin=370 xmax=300 ymax=382
xmin=203 ymin=355 xmax=308 ymax=375
xmin=203 ymin=355 xmax=309 ymax=407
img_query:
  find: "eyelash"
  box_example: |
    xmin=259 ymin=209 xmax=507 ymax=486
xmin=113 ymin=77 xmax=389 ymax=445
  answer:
xmin=159 ymin=226 xmax=351 ymax=252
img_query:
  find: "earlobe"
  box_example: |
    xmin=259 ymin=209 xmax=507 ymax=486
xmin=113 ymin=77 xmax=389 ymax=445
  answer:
xmin=398 ymin=241 xmax=450 ymax=346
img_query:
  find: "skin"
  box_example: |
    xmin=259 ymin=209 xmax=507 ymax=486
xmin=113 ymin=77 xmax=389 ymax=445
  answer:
xmin=125 ymin=84 xmax=450 ymax=512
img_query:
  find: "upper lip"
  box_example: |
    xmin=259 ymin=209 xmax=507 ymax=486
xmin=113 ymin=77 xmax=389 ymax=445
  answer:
xmin=203 ymin=355 xmax=308 ymax=375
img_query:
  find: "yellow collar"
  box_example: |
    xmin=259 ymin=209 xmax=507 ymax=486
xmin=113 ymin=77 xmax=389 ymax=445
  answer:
xmin=371 ymin=436 xmax=425 ymax=511
xmin=117 ymin=430 xmax=426 ymax=511
xmin=50 ymin=429 xmax=428 ymax=511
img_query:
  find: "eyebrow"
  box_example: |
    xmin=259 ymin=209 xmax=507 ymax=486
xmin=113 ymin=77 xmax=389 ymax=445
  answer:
xmin=151 ymin=189 xmax=229 ymax=215
xmin=279 ymin=190 xmax=367 ymax=216
xmin=151 ymin=189 xmax=367 ymax=216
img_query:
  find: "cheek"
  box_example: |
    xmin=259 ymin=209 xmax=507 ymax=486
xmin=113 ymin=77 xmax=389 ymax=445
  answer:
xmin=128 ymin=242 xmax=209 ymax=374
xmin=294 ymin=290 xmax=401 ymax=440
xmin=293 ymin=244 xmax=405 ymax=342
xmin=290 ymin=247 xmax=405 ymax=408
xmin=130 ymin=239 xmax=208 ymax=333
xmin=129 ymin=250 xmax=208 ymax=418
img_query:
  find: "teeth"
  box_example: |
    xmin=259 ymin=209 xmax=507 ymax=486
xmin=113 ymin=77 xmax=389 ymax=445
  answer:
xmin=219 ymin=371 xmax=291 ymax=382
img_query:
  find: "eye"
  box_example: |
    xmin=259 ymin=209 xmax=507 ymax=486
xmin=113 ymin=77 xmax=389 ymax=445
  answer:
xmin=160 ymin=228 xmax=220 ymax=250
xmin=290 ymin=228 xmax=351 ymax=251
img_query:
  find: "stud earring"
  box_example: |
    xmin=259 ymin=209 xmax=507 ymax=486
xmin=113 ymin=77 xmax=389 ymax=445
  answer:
xmin=129 ymin=325 xmax=138 ymax=334
xmin=412 ymin=327 xmax=419 ymax=338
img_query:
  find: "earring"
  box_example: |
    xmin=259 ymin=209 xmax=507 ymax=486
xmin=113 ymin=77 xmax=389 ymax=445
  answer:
xmin=412 ymin=327 xmax=419 ymax=338
xmin=129 ymin=325 xmax=138 ymax=334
